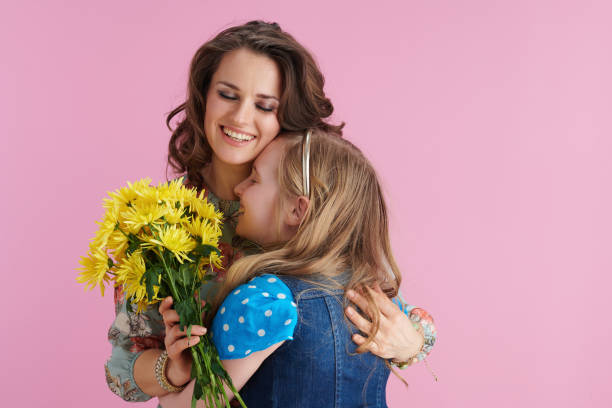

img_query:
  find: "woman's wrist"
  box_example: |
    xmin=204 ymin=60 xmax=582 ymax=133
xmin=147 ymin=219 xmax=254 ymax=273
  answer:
xmin=165 ymin=354 xmax=192 ymax=388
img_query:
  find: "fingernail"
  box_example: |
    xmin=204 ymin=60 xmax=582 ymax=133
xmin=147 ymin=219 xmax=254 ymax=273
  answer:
xmin=194 ymin=327 xmax=206 ymax=335
xmin=346 ymin=307 xmax=353 ymax=315
xmin=346 ymin=290 xmax=355 ymax=298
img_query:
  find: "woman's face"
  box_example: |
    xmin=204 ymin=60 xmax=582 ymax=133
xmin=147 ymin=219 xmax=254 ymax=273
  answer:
xmin=233 ymin=138 xmax=290 ymax=246
xmin=204 ymin=48 xmax=282 ymax=166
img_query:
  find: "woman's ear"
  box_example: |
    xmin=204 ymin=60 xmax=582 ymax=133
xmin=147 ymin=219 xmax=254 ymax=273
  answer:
xmin=285 ymin=196 xmax=310 ymax=227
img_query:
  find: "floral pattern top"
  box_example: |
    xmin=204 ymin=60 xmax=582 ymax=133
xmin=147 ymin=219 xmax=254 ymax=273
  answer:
xmin=104 ymin=186 xmax=437 ymax=402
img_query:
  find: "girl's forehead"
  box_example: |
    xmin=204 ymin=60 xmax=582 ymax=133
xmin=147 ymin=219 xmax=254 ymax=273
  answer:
xmin=254 ymin=138 xmax=288 ymax=174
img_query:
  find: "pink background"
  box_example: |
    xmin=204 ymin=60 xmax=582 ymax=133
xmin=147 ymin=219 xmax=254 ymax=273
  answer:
xmin=2 ymin=1 xmax=611 ymax=406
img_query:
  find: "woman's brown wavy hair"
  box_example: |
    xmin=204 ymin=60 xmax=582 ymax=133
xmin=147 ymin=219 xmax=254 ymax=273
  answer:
xmin=167 ymin=20 xmax=344 ymax=189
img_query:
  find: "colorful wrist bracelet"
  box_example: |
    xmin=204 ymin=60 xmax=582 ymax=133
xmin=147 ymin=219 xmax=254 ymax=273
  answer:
xmin=390 ymin=309 xmax=437 ymax=369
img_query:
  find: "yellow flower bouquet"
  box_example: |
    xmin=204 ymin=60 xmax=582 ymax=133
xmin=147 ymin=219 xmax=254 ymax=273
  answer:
xmin=77 ymin=178 xmax=245 ymax=408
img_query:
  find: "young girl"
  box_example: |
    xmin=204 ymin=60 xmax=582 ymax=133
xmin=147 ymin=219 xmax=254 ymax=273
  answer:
xmin=159 ymin=130 xmax=436 ymax=407
xmin=106 ymin=21 xmax=434 ymax=403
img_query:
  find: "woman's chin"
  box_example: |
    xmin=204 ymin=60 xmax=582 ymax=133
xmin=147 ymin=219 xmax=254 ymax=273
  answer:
xmin=214 ymin=149 xmax=258 ymax=167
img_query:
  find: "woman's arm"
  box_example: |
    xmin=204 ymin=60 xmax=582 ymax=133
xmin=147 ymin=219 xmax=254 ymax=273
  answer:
xmin=158 ymin=343 xmax=283 ymax=408
xmin=345 ymin=284 xmax=436 ymax=363
xmin=105 ymin=292 xmax=205 ymax=400
xmin=105 ymin=288 xmax=164 ymax=401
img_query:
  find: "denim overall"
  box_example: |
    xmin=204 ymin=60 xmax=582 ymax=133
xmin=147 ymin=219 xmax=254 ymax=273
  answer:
xmin=239 ymin=276 xmax=390 ymax=407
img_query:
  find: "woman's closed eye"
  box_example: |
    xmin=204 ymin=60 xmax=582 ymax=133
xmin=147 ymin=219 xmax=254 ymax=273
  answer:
xmin=256 ymin=104 xmax=276 ymax=113
xmin=218 ymin=91 xmax=238 ymax=100
xmin=218 ymin=90 xmax=277 ymax=113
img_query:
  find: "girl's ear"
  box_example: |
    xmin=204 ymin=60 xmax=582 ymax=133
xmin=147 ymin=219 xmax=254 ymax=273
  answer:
xmin=285 ymin=196 xmax=310 ymax=227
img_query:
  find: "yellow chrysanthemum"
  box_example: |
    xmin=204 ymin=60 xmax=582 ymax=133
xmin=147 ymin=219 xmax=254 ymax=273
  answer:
xmin=107 ymin=230 xmax=128 ymax=257
xmin=146 ymin=224 xmax=196 ymax=263
xmin=209 ymin=250 xmax=223 ymax=269
xmin=187 ymin=193 xmax=222 ymax=223
xmin=77 ymin=247 xmax=111 ymax=296
xmin=185 ymin=217 xmax=218 ymax=240
xmin=121 ymin=202 xmax=168 ymax=234
xmin=115 ymin=250 xmax=160 ymax=310
xmin=134 ymin=184 xmax=160 ymax=207
xmin=106 ymin=178 xmax=151 ymax=209
xmin=199 ymin=219 xmax=223 ymax=246
xmin=127 ymin=178 xmax=154 ymax=196
xmin=196 ymin=251 xmax=223 ymax=279
xmin=164 ymin=205 xmax=187 ymax=224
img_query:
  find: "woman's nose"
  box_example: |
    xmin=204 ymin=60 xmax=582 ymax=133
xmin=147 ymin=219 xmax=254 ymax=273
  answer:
xmin=231 ymin=100 xmax=254 ymax=126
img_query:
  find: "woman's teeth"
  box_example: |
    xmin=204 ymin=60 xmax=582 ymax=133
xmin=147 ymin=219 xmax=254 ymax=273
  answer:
xmin=223 ymin=127 xmax=255 ymax=142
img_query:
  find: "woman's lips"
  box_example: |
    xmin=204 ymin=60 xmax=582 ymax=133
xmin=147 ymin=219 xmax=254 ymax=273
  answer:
xmin=221 ymin=126 xmax=256 ymax=146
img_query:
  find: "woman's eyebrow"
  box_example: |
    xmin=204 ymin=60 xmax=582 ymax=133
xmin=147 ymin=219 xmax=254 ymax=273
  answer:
xmin=216 ymin=81 xmax=279 ymax=102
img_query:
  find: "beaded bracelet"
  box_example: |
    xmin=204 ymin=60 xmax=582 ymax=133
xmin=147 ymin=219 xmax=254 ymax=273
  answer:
xmin=155 ymin=350 xmax=186 ymax=393
xmin=390 ymin=308 xmax=437 ymax=369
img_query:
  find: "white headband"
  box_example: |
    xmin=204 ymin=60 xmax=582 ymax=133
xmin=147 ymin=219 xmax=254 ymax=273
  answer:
xmin=302 ymin=130 xmax=312 ymax=196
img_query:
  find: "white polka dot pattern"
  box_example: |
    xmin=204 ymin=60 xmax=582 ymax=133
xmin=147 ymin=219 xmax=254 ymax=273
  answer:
xmin=211 ymin=274 xmax=298 ymax=360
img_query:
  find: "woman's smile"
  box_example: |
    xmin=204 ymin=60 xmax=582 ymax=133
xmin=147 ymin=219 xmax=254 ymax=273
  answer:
xmin=221 ymin=125 xmax=256 ymax=145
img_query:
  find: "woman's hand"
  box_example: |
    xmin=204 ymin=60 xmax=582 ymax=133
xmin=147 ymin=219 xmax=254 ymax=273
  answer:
xmin=345 ymin=285 xmax=423 ymax=363
xmin=159 ymin=296 xmax=207 ymax=387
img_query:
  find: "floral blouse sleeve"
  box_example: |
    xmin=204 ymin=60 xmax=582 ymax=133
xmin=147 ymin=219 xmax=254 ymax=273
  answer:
xmin=104 ymin=188 xmax=257 ymax=401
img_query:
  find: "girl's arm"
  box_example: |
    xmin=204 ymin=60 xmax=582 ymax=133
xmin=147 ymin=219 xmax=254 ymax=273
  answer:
xmin=161 ymin=274 xmax=297 ymax=407
xmin=345 ymin=285 xmax=436 ymax=364
xmin=158 ymin=343 xmax=283 ymax=408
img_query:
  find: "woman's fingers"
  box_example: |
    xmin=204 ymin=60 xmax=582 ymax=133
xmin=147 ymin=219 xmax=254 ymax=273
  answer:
xmin=162 ymin=309 xmax=180 ymax=327
xmin=166 ymin=324 xmax=206 ymax=345
xmin=165 ymin=325 xmax=207 ymax=357
xmin=345 ymin=305 xmax=372 ymax=334
xmin=167 ymin=334 xmax=203 ymax=357
xmin=158 ymin=296 xmax=173 ymax=314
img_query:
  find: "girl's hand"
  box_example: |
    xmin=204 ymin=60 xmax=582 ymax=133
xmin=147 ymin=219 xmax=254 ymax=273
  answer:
xmin=345 ymin=285 xmax=423 ymax=363
xmin=159 ymin=296 xmax=207 ymax=387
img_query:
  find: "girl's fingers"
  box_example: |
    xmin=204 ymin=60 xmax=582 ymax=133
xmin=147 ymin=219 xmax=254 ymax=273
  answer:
xmin=352 ymin=333 xmax=380 ymax=354
xmin=345 ymin=306 xmax=372 ymax=334
xmin=366 ymin=285 xmax=401 ymax=317
xmin=346 ymin=289 xmax=371 ymax=315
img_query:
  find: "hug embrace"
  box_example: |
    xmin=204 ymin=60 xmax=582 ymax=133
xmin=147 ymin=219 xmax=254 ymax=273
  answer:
xmin=105 ymin=21 xmax=437 ymax=407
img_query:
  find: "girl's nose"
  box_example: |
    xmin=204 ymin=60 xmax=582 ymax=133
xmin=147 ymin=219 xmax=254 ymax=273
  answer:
xmin=234 ymin=178 xmax=247 ymax=198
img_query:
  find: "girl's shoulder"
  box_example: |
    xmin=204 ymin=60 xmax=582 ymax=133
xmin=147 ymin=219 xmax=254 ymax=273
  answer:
xmin=211 ymin=274 xmax=298 ymax=360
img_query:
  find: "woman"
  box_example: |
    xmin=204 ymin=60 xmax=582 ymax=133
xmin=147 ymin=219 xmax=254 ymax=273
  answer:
xmin=160 ymin=130 xmax=420 ymax=407
xmin=105 ymin=20 xmax=434 ymax=403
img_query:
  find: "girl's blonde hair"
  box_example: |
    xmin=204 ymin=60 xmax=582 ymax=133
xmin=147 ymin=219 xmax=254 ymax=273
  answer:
xmin=213 ymin=129 xmax=402 ymax=355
